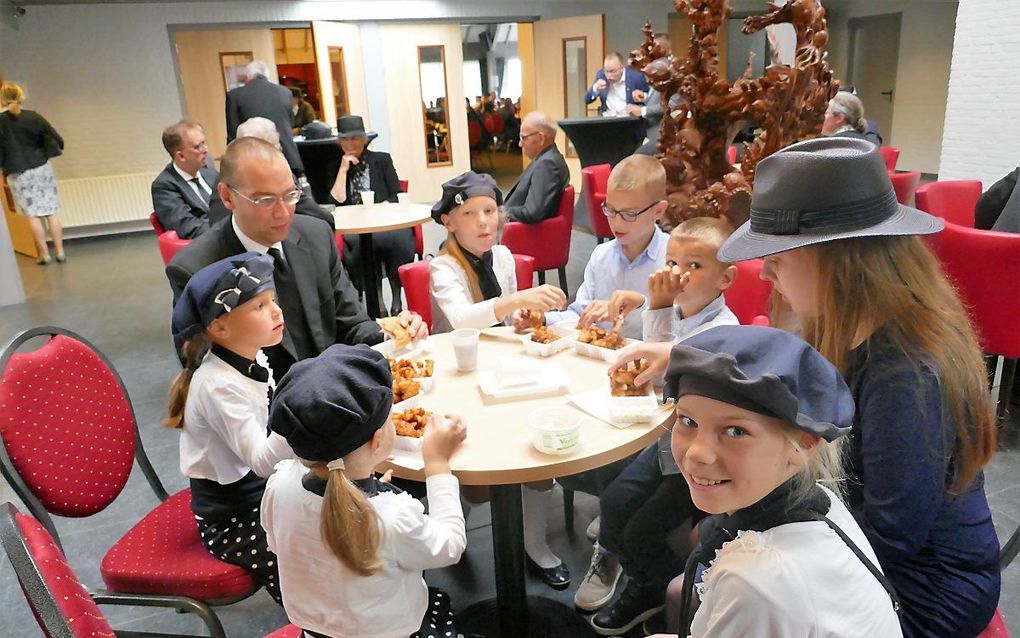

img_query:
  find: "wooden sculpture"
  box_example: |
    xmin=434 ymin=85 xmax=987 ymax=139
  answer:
xmin=631 ymin=0 xmax=838 ymax=228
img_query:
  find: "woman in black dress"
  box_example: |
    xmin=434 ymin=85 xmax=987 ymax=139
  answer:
xmin=328 ymin=115 xmax=413 ymax=315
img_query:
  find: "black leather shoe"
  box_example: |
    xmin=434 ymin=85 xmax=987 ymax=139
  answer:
xmin=526 ymin=556 xmax=571 ymax=590
xmin=590 ymin=582 xmax=663 ymax=636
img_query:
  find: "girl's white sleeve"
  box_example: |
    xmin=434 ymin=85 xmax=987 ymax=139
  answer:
xmin=199 ymin=380 xmax=294 ymax=477
xmin=430 ymin=258 xmax=499 ymax=329
xmin=390 ymin=474 xmax=467 ymax=570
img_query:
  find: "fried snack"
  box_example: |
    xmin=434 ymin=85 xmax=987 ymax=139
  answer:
xmin=523 ymin=309 xmax=545 ymax=329
xmin=610 ymin=359 xmax=652 ymax=396
xmin=577 ymin=325 xmax=625 ymax=350
xmin=393 ymin=407 xmax=430 ymax=438
xmin=530 ymin=325 xmax=562 ymax=344
xmin=393 ymin=378 xmax=421 ymax=403
xmin=377 ymin=316 xmax=411 ymax=348
xmin=389 ymin=357 xmax=434 ymax=381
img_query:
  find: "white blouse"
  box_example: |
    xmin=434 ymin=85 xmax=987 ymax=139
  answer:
xmin=179 ymin=351 xmax=294 ymax=482
xmin=262 ymin=461 xmax=466 ymax=638
xmin=429 ymin=244 xmax=517 ymax=334
xmin=689 ymin=486 xmax=903 ymax=638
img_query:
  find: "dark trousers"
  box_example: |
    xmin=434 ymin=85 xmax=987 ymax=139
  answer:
xmin=343 ymin=228 xmax=416 ymax=289
xmin=599 ymin=444 xmax=703 ymax=594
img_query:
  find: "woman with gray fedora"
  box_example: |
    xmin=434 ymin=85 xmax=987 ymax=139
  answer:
xmin=621 ymin=138 xmax=1000 ymax=638
xmin=328 ymin=114 xmax=412 ymax=315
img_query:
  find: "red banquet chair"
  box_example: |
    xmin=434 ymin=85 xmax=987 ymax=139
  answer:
xmin=157 ymin=230 xmax=191 ymax=266
xmin=399 ymin=179 xmax=425 ymax=260
xmin=502 ymin=185 xmax=575 ymax=294
xmin=879 ymin=146 xmax=900 ymax=171
xmin=722 ymin=258 xmax=774 ymax=326
xmin=149 ymin=211 xmax=166 ymax=234
xmin=888 ymin=171 xmax=921 ymax=206
xmin=581 ymin=164 xmax=615 ymax=243
xmin=0 ymin=503 xmax=301 ymax=638
xmin=727 ymin=145 xmax=738 ymax=164
xmin=915 ymin=179 xmax=981 ymax=228
xmin=0 ymin=327 xmax=260 ymax=638
xmin=398 ymin=254 xmax=535 ymax=332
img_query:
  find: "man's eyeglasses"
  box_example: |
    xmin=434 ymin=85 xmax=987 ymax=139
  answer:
xmin=519 ymin=131 xmax=540 ymax=141
xmin=230 ymin=186 xmax=302 ymax=209
xmin=602 ymin=201 xmax=658 ymax=222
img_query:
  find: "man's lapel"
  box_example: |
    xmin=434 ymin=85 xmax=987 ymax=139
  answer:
xmin=171 ymin=165 xmax=210 ymax=212
xmin=282 ymin=230 xmax=327 ymax=352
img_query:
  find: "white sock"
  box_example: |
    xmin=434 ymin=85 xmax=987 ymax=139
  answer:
xmin=523 ymin=486 xmax=561 ymax=568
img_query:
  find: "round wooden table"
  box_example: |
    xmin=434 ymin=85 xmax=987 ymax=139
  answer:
xmin=383 ymin=332 xmax=669 ymax=637
xmin=332 ymin=202 xmax=432 ymax=318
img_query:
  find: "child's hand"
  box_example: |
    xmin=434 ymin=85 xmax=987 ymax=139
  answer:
xmin=422 ymin=413 xmax=467 ymax=475
xmin=608 ymin=291 xmax=645 ymax=323
xmin=578 ymin=300 xmax=610 ymax=327
xmin=514 ymin=285 xmax=566 ymax=312
xmin=608 ymin=342 xmax=675 ymax=387
xmin=512 ymin=309 xmax=543 ymax=333
xmin=647 ymin=266 xmax=690 ymax=311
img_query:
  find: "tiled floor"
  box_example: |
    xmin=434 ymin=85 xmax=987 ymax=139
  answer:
xmin=0 ymin=227 xmax=1017 ymax=637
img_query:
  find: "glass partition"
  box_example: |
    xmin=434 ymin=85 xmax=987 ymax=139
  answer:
xmin=562 ymin=37 xmax=587 ymax=157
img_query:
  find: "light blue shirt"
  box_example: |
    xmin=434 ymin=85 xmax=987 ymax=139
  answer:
xmin=545 ymin=228 xmax=669 ymax=339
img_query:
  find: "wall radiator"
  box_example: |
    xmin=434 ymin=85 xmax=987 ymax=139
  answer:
xmin=56 ymin=172 xmax=157 ymax=228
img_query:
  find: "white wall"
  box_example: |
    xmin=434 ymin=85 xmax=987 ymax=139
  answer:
xmin=823 ymin=0 xmax=957 ymax=174
xmin=0 ymin=0 xmax=667 ymax=184
xmin=939 ymin=0 xmax=1020 ymax=187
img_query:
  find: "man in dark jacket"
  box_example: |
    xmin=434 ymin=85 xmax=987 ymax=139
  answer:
xmin=503 ymin=112 xmax=569 ymax=224
xmin=166 ymin=137 xmax=426 ymax=382
xmin=225 ymin=61 xmax=305 ymax=177
xmin=151 ymin=119 xmax=218 ymax=239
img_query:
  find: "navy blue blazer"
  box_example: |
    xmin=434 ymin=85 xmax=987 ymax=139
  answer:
xmin=584 ymin=67 xmax=650 ymax=115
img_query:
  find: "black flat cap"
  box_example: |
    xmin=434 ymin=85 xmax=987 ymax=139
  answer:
xmin=431 ymin=171 xmax=503 ymax=223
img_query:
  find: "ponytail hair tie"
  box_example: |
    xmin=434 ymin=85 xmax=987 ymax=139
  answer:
xmin=326 ymin=458 xmax=346 ymax=472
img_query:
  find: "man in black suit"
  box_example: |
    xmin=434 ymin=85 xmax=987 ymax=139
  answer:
xmin=166 ymin=137 xmax=426 ymax=382
xmin=502 ymin=112 xmax=569 ymax=224
xmin=225 ymin=61 xmax=304 ymax=177
xmin=151 ymin=119 xmax=218 ymax=239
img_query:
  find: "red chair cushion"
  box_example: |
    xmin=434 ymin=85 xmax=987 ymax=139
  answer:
xmin=265 ymin=625 xmax=304 ymax=638
xmin=914 ymin=180 xmax=981 ymax=228
xmin=16 ymin=511 xmax=118 ymax=638
xmin=158 ymin=231 xmax=192 ymax=266
xmin=334 ymin=232 xmax=345 ymax=261
xmin=0 ymin=334 xmax=136 ymax=517
xmin=888 ymin=171 xmax=920 ymax=206
xmin=502 ymin=185 xmax=574 ymax=272
xmin=723 ymin=259 xmax=773 ymax=326
xmin=582 ymin=165 xmax=614 ymax=240
xmin=513 ymin=254 xmax=535 ymax=291
xmin=398 ymin=260 xmax=433 ymax=330
xmin=879 ymin=146 xmax=900 ymax=171
xmin=101 ymin=489 xmax=255 ymax=601
xmin=149 ymin=211 xmax=166 ymax=235
xmin=976 ymin=609 xmax=1010 ymax=638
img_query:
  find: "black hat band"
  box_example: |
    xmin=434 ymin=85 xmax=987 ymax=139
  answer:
xmin=750 ymin=189 xmax=899 ymax=236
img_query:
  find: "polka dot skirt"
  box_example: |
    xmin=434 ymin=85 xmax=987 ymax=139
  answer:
xmin=195 ymin=507 xmax=282 ymax=605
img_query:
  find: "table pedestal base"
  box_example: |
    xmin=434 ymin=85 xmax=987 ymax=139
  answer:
xmin=457 ymin=595 xmax=596 ymax=638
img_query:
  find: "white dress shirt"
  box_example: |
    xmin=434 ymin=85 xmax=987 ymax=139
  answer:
xmin=429 ymin=244 xmax=517 ymax=334
xmin=604 ymin=77 xmax=628 ymax=116
xmin=262 ymin=462 xmax=466 ymax=638
xmin=179 ymin=351 xmax=294 ymax=482
xmin=232 ymin=216 xmax=285 ymax=257
xmin=173 ymin=162 xmax=213 ymax=202
xmin=545 ymin=229 xmax=669 ymax=339
xmin=690 ymin=486 xmax=903 ymax=638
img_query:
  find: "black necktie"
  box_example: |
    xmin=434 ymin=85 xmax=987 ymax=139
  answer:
xmin=190 ymin=177 xmax=210 ymax=205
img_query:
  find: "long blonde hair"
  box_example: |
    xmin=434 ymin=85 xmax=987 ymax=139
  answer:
xmin=795 ymin=235 xmax=996 ymax=495
xmin=317 ymin=463 xmax=382 ymax=576
xmin=164 ymin=334 xmax=209 ymax=429
xmin=1 ymin=82 xmax=25 ymax=117
xmin=441 ymin=233 xmax=484 ymax=303
xmin=788 ymin=435 xmax=846 ymax=507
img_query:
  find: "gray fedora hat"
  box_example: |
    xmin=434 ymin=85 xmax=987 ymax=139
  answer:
xmin=718 ymin=137 xmax=943 ymax=263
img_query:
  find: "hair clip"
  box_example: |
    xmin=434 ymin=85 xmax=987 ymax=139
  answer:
xmin=326 ymin=458 xmax=346 ymax=472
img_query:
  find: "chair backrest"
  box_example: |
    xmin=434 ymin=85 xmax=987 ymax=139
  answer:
xmin=930 ymin=222 xmax=1020 ymax=358
xmin=501 ymin=185 xmax=575 ymax=271
xmin=727 ymin=146 xmax=737 ymax=164
xmin=398 ymin=254 xmax=537 ymax=332
xmin=976 ymin=609 xmax=1010 ymax=638
xmin=399 ymin=179 xmax=409 ymax=192
xmin=722 ymin=259 xmax=774 ymax=325
xmin=468 ymin=119 xmax=483 ymax=147
xmin=1 ymin=502 xmax=116 ymax=638
xmin=915 ymin=180 xmax=981 ymax=227
xmin=483 ymin=112 xmax=496 ymax=135
xmin=581 ymin=164 xmax=614 ymax=240
xmin=158 ymin=231 xmax=191 ymax=266
xmin=0 ymin=328 xmax=167 ymax=546
xmin=514 ymin=253 xmax=535 ymax=291
xmin=149 ymin=211 xmax=166 ymax=235
xmin=879 ymin=146 xmax=900 ymax=171
xmin=334 ymin=232 xmax=345 ymax=260
xmin=888 ymin=171 xmax=921 ymax=206
xmin=492 ymin=111 xmax=506 ymax=134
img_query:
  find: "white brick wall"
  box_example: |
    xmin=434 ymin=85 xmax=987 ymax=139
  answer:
xmin=939 ymin=0 xmax=1020 ymax=187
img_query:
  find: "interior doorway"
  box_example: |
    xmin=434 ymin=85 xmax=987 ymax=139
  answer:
xmin=273 ymin=28 xmax=322 ymax=131
xmin=847 ymin=13 xmax=901 ymax=145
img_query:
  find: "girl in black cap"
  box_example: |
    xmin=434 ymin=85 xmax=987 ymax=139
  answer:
xmin=166 ymin=252 xmax=294 ymax=605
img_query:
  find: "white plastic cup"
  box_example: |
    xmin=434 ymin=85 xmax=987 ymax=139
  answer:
xmin=529 ymin=407 xmax=582 ymax=455
xmin=360 ymin=190 xmax=375 ymax=205
xmin=397 ymin=192 xmax=412 ymax=204
xmin=450 ymin=328 xmax=480 ymax=372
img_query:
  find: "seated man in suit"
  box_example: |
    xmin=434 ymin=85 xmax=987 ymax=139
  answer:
xmin=166 ymin=137 xmax=427 ymax=383
xmin=225 ymin=61 xmax=305 ymax=178
xmin=503 ymin=112 xmax=569 ymax=224
xmin=151 ymin=119 xmax=218 ymax=239
xmin=207 ymin=116 xmax=334 ymax=230
xmin=585 ymin=52 xmax=649 ymax=117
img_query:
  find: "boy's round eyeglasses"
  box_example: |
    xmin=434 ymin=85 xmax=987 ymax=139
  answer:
xmin=601 ymin=201 xmax=657 ymax=222
xmin=230 ymin=186 xmax=302 ymax=209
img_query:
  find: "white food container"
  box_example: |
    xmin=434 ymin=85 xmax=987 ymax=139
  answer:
xmin=528 ymin=406 xmax=582 ymax=455
xmin=391 ymin=393 xmax=421 ymax=413
xmin=606 ymin=392 xmax=660 ymax=424
xmin=392 ymin=432 xmax=424 ymax=452
xmin=573 ymin=336 xmax=639 ymax=362
xmin=520 ymin=323 xmax=578 ymax=357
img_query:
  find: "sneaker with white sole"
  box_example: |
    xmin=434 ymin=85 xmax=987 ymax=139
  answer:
xmin=590 ymin=581 xmax=664 ymax=636
xmin=586 ymin=515 xmax=600 ymax=542
xmin=573 ymin=542 xmax=622 ymax=611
